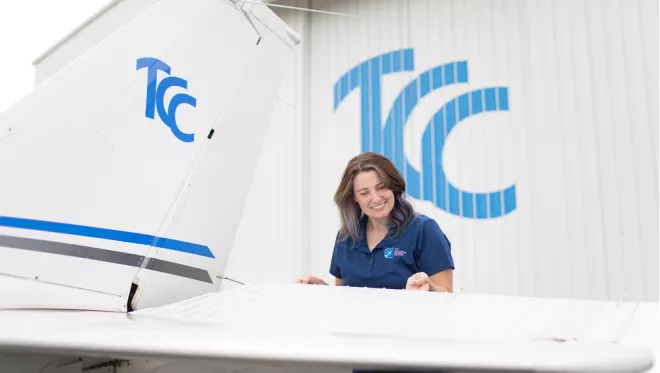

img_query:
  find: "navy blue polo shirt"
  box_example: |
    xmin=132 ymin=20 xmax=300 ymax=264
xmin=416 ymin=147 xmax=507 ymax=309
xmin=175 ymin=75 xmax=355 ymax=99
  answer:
xmin=329 ymin=213 xmax=454 ymax=289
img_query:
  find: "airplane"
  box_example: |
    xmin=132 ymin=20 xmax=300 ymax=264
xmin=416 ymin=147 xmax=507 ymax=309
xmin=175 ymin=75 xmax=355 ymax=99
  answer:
xmin=0 ymin=0 xmax=656 ymax=372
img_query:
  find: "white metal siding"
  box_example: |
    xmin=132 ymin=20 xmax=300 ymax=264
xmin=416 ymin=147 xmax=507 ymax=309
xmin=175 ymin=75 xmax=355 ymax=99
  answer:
xmin=293 ymin=0 xmax=658 ymax=301
xmin=222 ymin=5 xmax=309 ymax=288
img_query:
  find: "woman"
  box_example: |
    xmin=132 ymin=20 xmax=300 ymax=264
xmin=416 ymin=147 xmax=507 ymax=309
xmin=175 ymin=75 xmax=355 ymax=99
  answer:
xmin=298 ymin=152 xmax=454 ymax=292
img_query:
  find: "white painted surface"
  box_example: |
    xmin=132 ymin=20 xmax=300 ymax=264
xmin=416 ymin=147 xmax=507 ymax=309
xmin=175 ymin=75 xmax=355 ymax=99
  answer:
xmin=0 ymin=283 xmax=655 ymax=373
xmin=0 ymin=273 xmax=124 ymax=312
xmin=0 ymin=0 xmax=297 ymax=310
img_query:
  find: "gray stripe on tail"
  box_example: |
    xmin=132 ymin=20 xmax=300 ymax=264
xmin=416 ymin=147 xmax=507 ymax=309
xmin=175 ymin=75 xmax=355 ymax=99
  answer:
xmin=0 ymin=235 xmax=213 ymax=283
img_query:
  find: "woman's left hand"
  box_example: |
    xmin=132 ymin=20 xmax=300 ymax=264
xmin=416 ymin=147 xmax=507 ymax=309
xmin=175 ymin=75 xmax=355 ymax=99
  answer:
xmin=406 ymin=272 xmax=431 ymax=291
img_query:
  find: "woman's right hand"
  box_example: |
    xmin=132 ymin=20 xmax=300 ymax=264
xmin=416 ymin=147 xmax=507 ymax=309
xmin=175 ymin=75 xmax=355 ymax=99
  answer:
xmin=296 ymin=275 xmax=328 ymax=285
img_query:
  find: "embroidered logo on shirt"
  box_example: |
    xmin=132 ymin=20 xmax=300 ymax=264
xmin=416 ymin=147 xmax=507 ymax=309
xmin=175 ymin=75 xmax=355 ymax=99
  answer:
xmin=384 ymin=248 xmax=407 ymax=259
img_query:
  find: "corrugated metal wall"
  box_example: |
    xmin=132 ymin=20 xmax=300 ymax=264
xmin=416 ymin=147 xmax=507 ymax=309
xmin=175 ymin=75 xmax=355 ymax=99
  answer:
xmin=276 ymin=0 xmax=658 ymax=301
xmin=222 ymin=7 xmax=310 ymax=289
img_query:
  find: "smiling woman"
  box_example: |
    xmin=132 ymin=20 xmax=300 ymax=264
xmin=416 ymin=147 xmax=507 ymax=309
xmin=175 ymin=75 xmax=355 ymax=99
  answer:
xmin=297 ymin=152 xmax=455 ymax=293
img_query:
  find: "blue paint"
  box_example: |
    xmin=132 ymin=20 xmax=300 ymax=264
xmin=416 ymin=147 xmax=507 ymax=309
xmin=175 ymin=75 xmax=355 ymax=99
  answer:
xmin=333 ymin=49 xmax=517 ymax=219
xmin=489 ymin=192 xmax=502 ymax=218
xmin=433 ymin=110 xmax=447 ymax=211
xmin=476 ymin=193 xmax=488 ymax=219
xmin=151 ymin=237 xmax=213 ymax=258
xmin=461 ymin=191 xmax=474 ymax=218
xmin=457 ymin=61 xmax=469 ymax=83
xmin=404 ymin=82 xmax=418 ymax=120
xmin=382 ymin=53 xmax=392 ymax=74
xmin=137 ymin=57 xmax=197 ymax=143
xmin=419 ymin=71 xmax=430 ymax=97
xmin=504 ymin=185 xmax=517 ymax=214
xmin=383 ymin=100 xmax=397 ymax=161
xmin=369 ymin=57 xmax=382 ymax=153
xmin=403 ymin=49 xmax=415 ymax=70
xmin=0 ymin=216 xmax=215 ymax=258
xmin=333 ymin=51 xmax=415 ymax=154
xmin=333 ymin=83 xmax=339 ymax=110
xmin=421 ymin=129 xmax=434 ymax=203
xmin=471 ymin=90 xmax=483 ymax=114
xmin=498 ymin=87 xmax=509 ymax=110
xmin=406 ymin=162 xmax=420 ymax=200
xmin=393 ymin=96 xmax=404 ymax=171
xmin=155 ymin=76 xmax=196 ymax=143
xmin=445 ymin=99 xmax=457 ymax=134
xmin=350 ymin=67 xmax=359 ymax=91
xmin=340 ymin=75 xmax=349 ymax=100
xmin=485 ymin=87 xmax=497 ymax=111
xmin=392 ymin=50 xmax=402 ymax=71
xmin=432 ymin=66 xmax=443 ymax=89
xmin=436 ymin=169 xmax=448 ymax=212
xmin=136 ymin=57 xmax=171 ymax=119
xmin=458 ymin=93 xmax=470 ymax=121
xmin=380 ymin=61 xmax=469 ymax=204
xmin=418 ymin=88 xmax=513 ymax=217
xmin=448 ymin=184 xmax=460 ymax=216
xmin=360 ymin=63 xmax=370 ymax=152
xmin=444 ymin=63 xmax=456 ymax=85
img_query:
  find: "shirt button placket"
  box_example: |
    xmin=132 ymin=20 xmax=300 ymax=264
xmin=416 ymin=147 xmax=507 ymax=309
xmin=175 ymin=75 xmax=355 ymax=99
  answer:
xmin=368 ymin=253 xmax=374 ymax=274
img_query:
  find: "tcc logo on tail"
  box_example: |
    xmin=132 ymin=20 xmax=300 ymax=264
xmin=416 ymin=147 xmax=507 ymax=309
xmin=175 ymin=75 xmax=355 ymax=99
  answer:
xmin=137 ymin=57 xmax=196 ymax=143
xmin=333 ymin=49 xmax=516 ymax=219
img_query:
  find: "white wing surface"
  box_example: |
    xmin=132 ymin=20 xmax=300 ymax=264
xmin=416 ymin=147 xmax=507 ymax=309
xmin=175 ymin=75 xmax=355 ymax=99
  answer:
xmin=0 ymin=283 xmax=655 ymax=373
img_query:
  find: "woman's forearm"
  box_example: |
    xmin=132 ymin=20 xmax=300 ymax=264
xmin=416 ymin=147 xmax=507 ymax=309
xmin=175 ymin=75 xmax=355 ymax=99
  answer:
xmin=429 ymin=280 xmax=452 ymax=293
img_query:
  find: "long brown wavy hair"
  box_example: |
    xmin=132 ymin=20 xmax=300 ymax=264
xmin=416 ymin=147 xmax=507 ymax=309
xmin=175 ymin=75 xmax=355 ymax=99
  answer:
xmin=334 ymin=152 xmax=415 ymax=243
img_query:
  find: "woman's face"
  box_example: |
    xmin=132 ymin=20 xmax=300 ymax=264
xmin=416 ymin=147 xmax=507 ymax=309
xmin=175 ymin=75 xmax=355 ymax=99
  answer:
xmin=352 ymin=170 xmax=395 ymax=222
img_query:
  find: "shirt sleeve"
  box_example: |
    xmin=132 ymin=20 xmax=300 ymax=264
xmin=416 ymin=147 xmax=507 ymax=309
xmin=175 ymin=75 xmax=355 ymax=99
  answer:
xmin=329 ymin=233 xmax=342 ymax=279
xmin=415 ymin=218 xmax=455 ymax=276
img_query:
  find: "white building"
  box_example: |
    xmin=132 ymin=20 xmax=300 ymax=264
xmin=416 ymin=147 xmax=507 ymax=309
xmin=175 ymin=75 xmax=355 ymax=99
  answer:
xmin=33 ymin=0 xmax=659 ymax=302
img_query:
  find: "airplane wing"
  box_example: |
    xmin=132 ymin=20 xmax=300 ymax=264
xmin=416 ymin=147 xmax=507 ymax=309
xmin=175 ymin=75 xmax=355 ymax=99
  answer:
xmin=0 ymin=282 xmax=656 ymax=373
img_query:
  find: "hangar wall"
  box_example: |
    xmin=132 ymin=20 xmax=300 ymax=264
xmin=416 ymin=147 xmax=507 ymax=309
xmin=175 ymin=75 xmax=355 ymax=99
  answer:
xmin=272 ymin=0 xmax=658 ymax=301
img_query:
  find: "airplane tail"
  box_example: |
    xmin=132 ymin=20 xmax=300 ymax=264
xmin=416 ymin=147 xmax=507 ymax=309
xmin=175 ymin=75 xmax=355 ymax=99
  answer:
xmin=0 ymin=0 xmax=299 ymax=311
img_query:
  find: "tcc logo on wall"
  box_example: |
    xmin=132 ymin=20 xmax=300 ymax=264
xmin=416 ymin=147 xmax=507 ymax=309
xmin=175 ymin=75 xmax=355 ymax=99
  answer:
xmin=137 ymin=57 xmax=197 ymax=143
xmin=333 ymin=49 xmax=515 ymax=219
